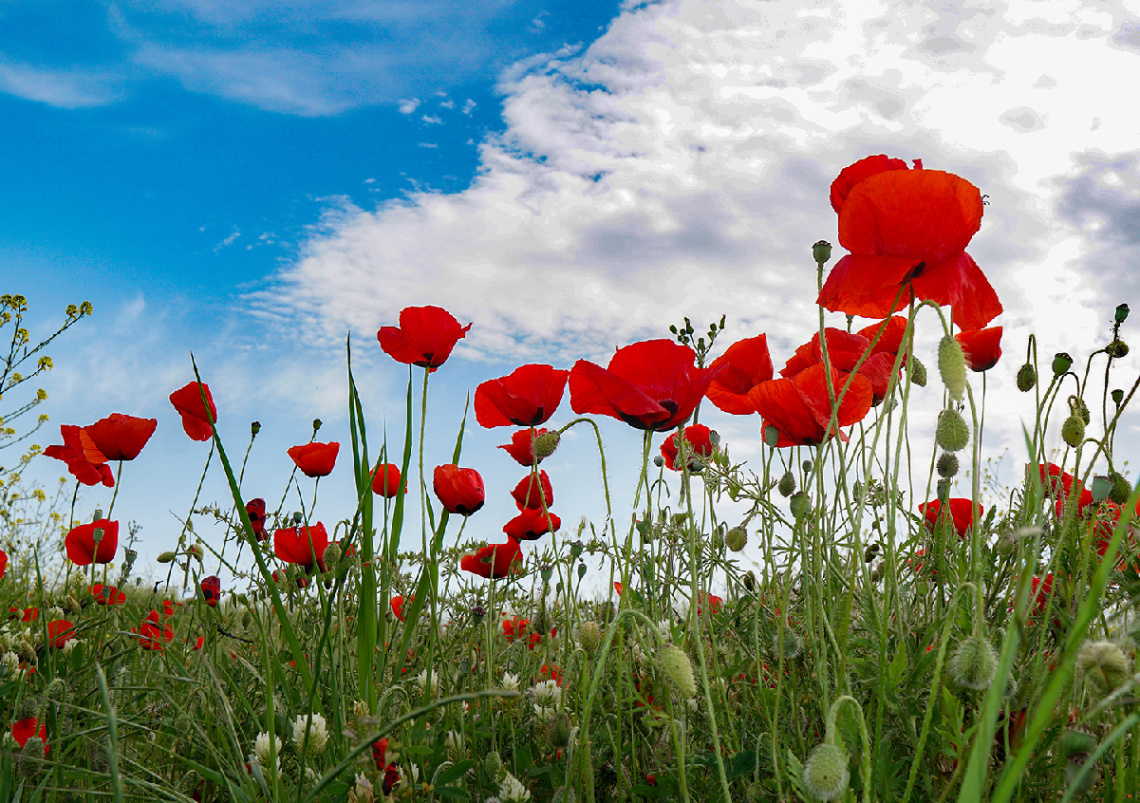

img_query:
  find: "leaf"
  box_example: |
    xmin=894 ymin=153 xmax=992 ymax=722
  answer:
xmin=887 ymin=639 xmax=907 ymax=690
xmin=435 ymin=788 xmax=471 ymax=800
xmin=436 ymin=759 xmax=475 ymax=785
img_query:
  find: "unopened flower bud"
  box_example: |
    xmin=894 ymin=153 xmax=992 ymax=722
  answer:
xmin=1077 ymin=640 xmax=1130 ymax=695
xmin=533 ymin=431 xmax=561 ymax=459
xmin=909 ymin=356 xmax=928 ymax=387
xmin=1109 ymin=472 xmax=1132 ymax=505
xmin=484 ymin=749 xmax=503 ymax=779
xmin=659 ymin=644 xmax=697 ymax=698
xmin=812 ymin=240 xmax=833 ymax=265
xmin=157 ymin=551 xmax=177 ymax=563
xmin=802 ymin=743 xmax=850 ymax=801
xmin=1016 ymin=363 xmax=1037 ymax=392
xmin=802 ymin=460 xmax=813 ymax=473
xmin=1061 ymin=414 xmax=1085 ymax=448
xmin=1052 ymin=352 xmax=1073 ymax=376
xmin=579 ymin=621 xmax=602 ymax=654
xmin=938 ymin=336 xmax=967 ymax=401
xmin=188 ymin=543 xmax=203 ymax=561
xmin=547 ymin=711 xmax=571 ymax=748
xmin=777 ymin=471 xmax=796 ymax=497
xmin=16 ymin=697 xmax=37 ymax=721
xmin=322 ymin=543 xmax=342 ymax=572
xmin=936 ymin=452 xmax=959 ymax=478
xmin=18 ymin=738 xmax=46 ymax=777
xmin=949 ymin=634 xmax=998 ymax=690
xmin=726 ymin=526 xmax=747 ymax=552
xmin=935 ymin=409 xmax=970 ymax=452
xmin=653 ymin=455 xmax=664 ymax=467
xmin=789 ymin=492 xmax=810 ymax=519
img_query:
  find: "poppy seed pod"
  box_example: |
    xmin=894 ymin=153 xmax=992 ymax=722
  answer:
xmin=1061 ymin=415 xmax=1085 ymax=448
xmin=802 ymin=743 xmax=850 ymax=802
xmin=938 ymin=336 xmax=967 ymax=401
xmin=909 ymin=356 xmax=928 ymax=387
xmin=935 ymin=409 xmax=970 ymax=452
xmin=1016 ymin=362 xmax=1037 ymax=392
xmin=812 ymin=240 xmax=833 ymax=264
xmin=949 ymin=634 xmax=997 ymax=690
xmin=1112 ymin=388 xmax=1125 ymax=406
xmin=1052 ymin=352 xmax=1073 ymax=375
xmin=1116 ymin=303 xmax=1131 ymax=325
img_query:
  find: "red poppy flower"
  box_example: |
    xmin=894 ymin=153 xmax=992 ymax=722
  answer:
xmin=696 ymin=592 xmax=723 ymax=616
xmin=613 ymin=581 xmax=623 ymax=596
xmin=274 ymin=522 xmax=329 ymax=571
xmin=705 ymin=334 xmax=774 ymax=415
xmin=46 ymin=619 xmax=76 ymax=649
xmin=918 ymin=498 xmax=983 ymax=539
xmin=475 ymin=364 xmax=569 ymax=427
xmin=84 ymin=413 xmax=158 ymax=461
xmin=748 ymin=364 xmax=873 ymax=446
xmin=200 ymin=575 xmax=221 ymax=607
xmin=169 ymin=381 xmax=217 ymax=442
xmin=856 ymin=316 xmax=910 ymax=356
xmin=503 ymin=508 xmax=561 ymax=540
xmin=377 ymin=305 xmax=472 ymax=371
xmin=780 ymin=329 xmax=871 ymax=377
xmin=955 ymin=326 xmax=1003 ymax=372
xmin=1029 ymin=574 xmax=1054 ymax=617
xmin=391 ymin=594 xmax=414 ymax=621
xmin=245 ymin=498 xmax=268 ymax=541
xmin=371 ymin=463 xmax=404 ymax=497
xmin=134 ymin=615 xmax=175 ymax=650
xmin=287 ymin=441 xmax=340 ymax=477
xmin=190 ymin=635 xmax=205 ymax=650
xmin=91 ymin=583 xmax=126 ymax=606
xmin=660 ymin=424 xmax=715 ymax=471
xmin=569 ymin=339 xmax=724 ymax=432
xmin=9 ymin=606 xmax=37 ymax=622
xmin=502 ymin=614 xmax=530 ymax=642
xmin=43 ymin=424 xmax=114 ymax=487
xmin=539 ymin=663 xmax=563 ymax=685
xmin=511 ymin=470 xmax=554 ymax=510
xmin=0 ymin=549 xmax=6 ymax=579
xmin=433 ymin=464 xmax=485 ymax=516
xmin=11 ymin=718 xmax=48 ymax=754
xmin=65 ymin=518 xmax=119 ymax=565
xmin=460 ymin=538 xmax=523 ymax=579
xmin=498 ymin=427 xmax=553 ymax=466
xmin=818 ymin=156 xmax=1002 ymax=331
xmin=829 ymin=154 xmax=912 ymax=213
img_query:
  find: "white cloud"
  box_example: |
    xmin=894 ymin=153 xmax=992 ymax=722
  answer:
xmin=462 ymin=98 xmax=477 ymax=114
xmin=399 ymin=98 xmax=421 ymax=114
xmin=422 ymin=114 xmax=443 ymax=125
xmin=0 ymin=60 xmax=122 ymax=108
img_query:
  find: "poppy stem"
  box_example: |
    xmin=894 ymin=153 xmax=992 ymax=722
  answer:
xmin=104 ymin=460 xmax=124 ymax=519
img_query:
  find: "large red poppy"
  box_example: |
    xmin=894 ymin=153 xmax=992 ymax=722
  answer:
xmin=475 ymin=364 xmax=569 ymax=427
xmin=498 ymin=428 xmax=553 ymax=466
xmin=706 ymin=335 xmax=774 ymax=415
xmin=511 ymin=470 xmax=554 ymax=510
xmin=918 ymin=498 xmax=982 ymax=539
xmin=287 ymin=441 xmax=340 ymax=478
xmin=274 ymin=522 xmax=329 ymax=571
xmin=569 ymin=339 xmax=723 ymax=432
xmin=818 ymin=156 xmax=1002 ymax=331
xmin=84 ymin=413 xmax=158 ymax=461
xmin=660 ymin=424 xmax=715 ymax=471
xmin=377 ymin=305 xmax=471 ymax=371
xmin=169 ymin=381 xmax=217 ymax=442
xmin=503 ymin=508 xmax=561 ymax=540
xmin=65 ymin=519 xmax=119 ymax=565
xmin=748 ymin=364 xmax=872 ymax=446
xmin=955 ymin=327 xmax=1003 ymax=372
xmin=433 ymin=465 xmax=485 ymax=516
xmin=461 ymin=538 xmax=523 ymax=578
xmin=830 ymin=154 xmax=912 ymax=213
xmin=43 ymin=424 xmax=114 ymax=487
xmin=371 ymin=463 xmax=404 ymax=497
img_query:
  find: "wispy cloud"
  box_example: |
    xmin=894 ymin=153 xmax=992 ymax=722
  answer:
xmin=0 ymin=59 xmax=122 ymax=108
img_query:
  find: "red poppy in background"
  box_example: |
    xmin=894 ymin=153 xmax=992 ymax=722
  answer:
xmin=378 ymin=305 xmax=472 ymax=371
xmin=705 ymin=334 xmax=774 ymax=415
xmin=0 ymin=549 xmax=6 ymax=579
xmin=274 ymin=523 xmax=329 ymax=571
xmin=200 ymin=576 xmax=221 ymax=607
xmin=696 ymin=592 xmax=723 ymax=616
xmin=287 ymin=441 xmax=340 ymax=477
xmin=84 ymin=413 xmax=158 ymax=461
xmin=11 ymin=718 xmax=48 ymax=754
xmin=475 ymin=364 xmax=569 ymax=428
xmin=781 ymin=328 xmax=902 ymax=407
xmin=46 ymin=619 xmax=76 ymax=649
xmin=918 ymin=498 xmax=983 ymax=539
xmin=91 ymin=583 xmax=126 ymax=606
xmin=43 ymin=424 xmax=114 ymax=487
xmin=134 ymin=612 xmax=175 ymax=651
xmin=511 ymin=470 xmax=554 ymax=510
xmin=498 ymin=428 xmax=553 ymax=466
xmin=1033 ymin=463 xmax=1095 ymax=518
xmin=955 ymin=327 xmax=1003 ymax=372
xmin=1029 ymin=574 xmax=1055 ymax=617
xmin=391 ymin=594 xmax=413 ymax=621
xmin=65 ymin=519 xmax=119 ymax=565
xmin=460 ymin=539 xmax=523 ymax=579
xmin=748 ymin=364 xmax=873 ymax=447
xmin=433 ymin=464 xmax=485 ymax=516
xmin=245 ymin=498 xmax=268 ymax=541
xmin=856 ymin=316 xmax=910 ymax=356
xmin=818 ymin=156 xmax=1002 ymax=331
xmin=660 ymin=424 xmax=716 ymax=471
xmin=503 ymin=508 xmax=561 ymax=541
xmin=371 ymin=463 xmax=404 ymax=497
xmin=570 ymin=339 xmax=723 ymax=432
xmin=9 ymin=606 xmax=37 ymax=622
xmin=169 ymin=381 xmax=217 ymax=441
xmin=502 ymin=614 xmax=530 ymax=642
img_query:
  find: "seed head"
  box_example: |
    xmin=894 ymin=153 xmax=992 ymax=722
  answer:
xmin=1052 ymin=352 xmax=1073 ymax=376
xmin=812 ymin=240 xmax=833 ymax=264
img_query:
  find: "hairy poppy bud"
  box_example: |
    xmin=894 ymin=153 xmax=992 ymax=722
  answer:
xmin=533 ymin=431 xmax=561 ymax=459
xmin=322 ymin=543 xmax=342 ymax=573
xmin=936 ymin=452 xmax=959 ymax=478
xmin=1016 ymin=363 xmax=1037 ymax=392
xmin=777 ymin=471 xmax=795 ymax=497
xmin=18 ymin=738 xmax=45 ymax=777
xmin=726 ymin=526 xmax=747 ymax=552
xmin=484 ymin=749 xmax=502 ymax=779
xmin=1109 ymin=472 xmax=1132 ymax=505
xmin=579 ymin=621 xmax=602 ymax=654
xmin=547 ymin=711 xmax=571 ymax=748
xmin=1053 ymin=352 xmax=1073 ymax=376
xmin=156 ymin=551 xmax=177 ymax=563
xmin=802 ymin=743 xmax=850 ymax=801
xmin=1116 ymin=303 xmax=1130 ymax=325
xmin=45 ymin=678 xmax=67 ymax=704
xmin=1061 ymin=415 xmax=1085 ymax=448
xmin=935 ymin=409 xmax=970 ymax=452
xmin=1112 ymin=388 xmax=1125 ymax=406
xmin=949 ymin=635 xmax=997 ymax=690
xmin=789 ymin=492 xmax=810 ymax=519
xmin=660 ymin=644 xmax=697 ymax=698
xmin=1077 ymin=641 xmax=1130 ymax=695
xmin=1106 ymin=339 xmax=1129 ymax=359
xmin=812 ymin=240 xmax=833 ymax=265
xmin=16 ymin=697 xmax=37 ymax=721
xmin=938 ymin=336 xmax=967 ymax=401
xmin=909 ymin=356 xmax=928 ymax=387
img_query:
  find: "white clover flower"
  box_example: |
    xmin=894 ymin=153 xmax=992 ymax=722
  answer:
xmin=292 ymin=713 xmax=329 ymax=755
xmin=501 ymin=671 xmax=520 ymax=692
xmin=533 ymin=705 xmax=557 ymax=722
xmin=1 ymin=651 xmax=19 ymax=676
xmin=48 ymin=607 xmax=65 ymax=621
xmin=253 ymin=731 xmax=282 ymax=771
xmin=62 ymin=638 xmax=81 ymax=654
xmin=413 ymin=669 xmax=437 ymax=696
xmin=533 ymin=679 xmax=562 ymax=708
xmin=499 ymin=771 xmax=532 ymax=802
xmin=348 ymin=773 xmax=374 ymax=803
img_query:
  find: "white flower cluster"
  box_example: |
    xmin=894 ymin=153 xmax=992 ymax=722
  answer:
xmin=292 ymin=713 xmax=329 ymax=755
xmin=499 ymin=771 xmax=532 ymax=802
xmin=253 ymin=731 xmax=282 ymax=771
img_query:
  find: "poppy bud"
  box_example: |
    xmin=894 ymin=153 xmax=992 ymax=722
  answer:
xmin=773 ymin=626 xmax=803 ymax=659
xmin=909 ymin=356 xmax=928 ymax=387
xmin=533 ymin=431 xmax=561 ymax=459
xmin=1061 ymin=726 xmax=1098 ymax=759
xmin=802 ymin=743 xmax=850 ymax=802
xmin=1016 ymin=362 xmax=1037 ymax=392
xmin=864 ymin=542 xmax=880 ymax=563
xmin=938 ymin=336 xmax=967 ymax=401
xmin=802 ymin=460 xmax=813 ymax=473
xmin=1116 ymin=303 xmax=1130 ymax=325
xmin=935 ymin=409 xmax=970 ymax=452
xmin=16 ymin=697 xmax=37 ymax=721
xmin=777 ymin=471 xmax=795 ymax=497
xmin=936 ymin=452 xmax=959 ymax=478
xmin=547 ymin=711 xmax=571 ymax=748
xmin=726 ymin=526 xmax=747 ymax=552
xmin=949 ymin=634 xmax=997 ymax=690
xmin=812 ymin=240 xmax=832 ymax=265
xmin=1106 ymin=339 xmax=1129 ymax=359
xmin=484 ymin=749 xmax=502 ymax=780
xmin=789 ymin=492 xmax=810 ymax=519
xmin=323 ymin=543 xmax=342 ymax=573
xmin=1077 ymin=641 xmax=1130 ymax=695
xmin=18 ymin=738 xmax=45 ymax=777
xmin=251 ymin=421 xmax=261 ymax=436
xmin=124 ymin=548 xmax=137 ymax=566
xmin=1061 ymin=414 xmax=1085 ymax=448
xmin=1073 ymin=396 xmax=1091 ymax=424
xmin=1109 ymin=472 xmax=1132 ymax=505
xmin=653 ymin=455 xmax=664 ymax=467
xmin=157 ymin=551 xmax=177 ymax=563
xmin=579 ymin=621 xmax=602 ymax=653
xmin=188 ymin=542 xmax=203 ymax=561
xmin=659 ymin=644 xmax=697 ymax=698
xmin=1112 ymin=388 xmax=1125 ymax=406
xmin=1052 ymin=352 xmax=1073 ymax=376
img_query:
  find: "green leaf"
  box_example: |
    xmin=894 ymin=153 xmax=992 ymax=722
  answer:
xmin=436 ymin=759 xmax=476 ymax=785
xmin=887 ymin=639 xmax=907 ymax=690
xmin=435 ymin=788 xmax=471 ymax=800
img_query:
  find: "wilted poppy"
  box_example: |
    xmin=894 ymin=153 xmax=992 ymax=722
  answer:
xmin=570 ymin=339 xmax=723 ymax=432
xmin=169 ymin=381 xmax=217 ymax=442
xmin=391 ymin=594 xmax=413 ymax=621
xmin=11 ymin=718 xmax=48 ymax=754
xmin=955 ymin=327 xmax=1003 ymax=372
xmin=245 ymin=498 xmax=268 ymax=541
xmin=287 ymin=441 xmax=340 ymax=478
xmin=433 ymin=465 xmax=485 ymax=516
xmin=498 ymin=428 xmax=553 ymax=466
xmin=377 ymin=305 xmax=472 ymax=371
xmin=503 ymin=508 xmax=561 ymax=541
xmin=43 ymin=424 xmax=114 ymax=487
xmin=274 ymin=523 xmax=329 ymax=571
xmin=475 ymin=364 xmax=569 ymax=428
xmin=918 ymin=498 xmax=983 ymax=539
xmin=748 ymin=364 xmax=873 ymax=446
xmin=660 ymin=424 xmax=716 ymax=471
xmin=371 ymin=463 xmax=404 ymax=497
xmin=511 ymin=470 xmax=554 ymax=510
xmin=200 ymin=575 xmax=221 ymax=607
xmin=818 ymin=156 xmax=1002 ymax=331
xmin=91 ymin=583 xmax=126 ymax=606
xmin=84 ymin=413 xmax=158 ymax=461
xmin=706 ymin=335 xmax=774 ymax=415
xmin=65 ymin=519 xmax=119 ymax=565
xmin=46 ymin=619 xmax=76 ymax=649
xmin=460 ymin=539 xmax=523 ymax=579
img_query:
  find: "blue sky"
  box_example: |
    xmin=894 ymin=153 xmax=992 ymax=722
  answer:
xmin=6 ymin=0 xmax=1140 ymax=591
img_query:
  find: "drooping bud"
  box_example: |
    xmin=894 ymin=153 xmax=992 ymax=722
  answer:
xmin=949 ymin=634 xmax=998 ymax=690
xmin=1077 ymin=641 xmax=1130 ymax=695
xmin=936 ymin=452 xmax=960 ymax=478
xmin=1061 ymin=415 xmax=1085 ymax=448
xmin=15 ymin=696 xmax=37 ymax=721
xmin=909 ymin=356 xmax=928 ymax=387
xmin=777 ymin=471 xmax=796 ymax=497
xmin=1052 ymin=352 xmax=1073 ymax=376
xmin=802 ymin=743 xmax=850 ymax=802
xmin=935 ymin=409 xmax=970 ymax=452
xmin=1016 ymin=363 xmax=1037 ymax=392
xmin=812 ymin=240 xmax=833 ymax=265
xmin=1109 ymin=472 xmax=1132 ymax=506
xmin=726 ymin=526 xmax=747 ymax=552
xmin=533 ymin=431 xmax=561 ymax=459
xmin=938 ymin=336 xmax=967 ymax=401
xmin=659 ymin=644 xmax=697 ymax=698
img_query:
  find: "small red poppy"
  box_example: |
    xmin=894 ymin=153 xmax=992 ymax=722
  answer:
xmin=511 ymin=470 xmax=554 ymax=510
xmin=274 ymin=523 xmax=329 ymax=571
xmin=955 ymin=327 xmax=1003 ymax=372
xmin=200 ymin=575 xmax=222 ymax=607
xmin=377 ymin=305 xmax=472 ymax=371
xmin=47 ymin=619 xmax=76 ymax=649
xmin=660 ymin=424 xmax=715 ymax=471
xmin=65 ymin=519 xmax=119 ymax=566
xmin=705 ymin=334 xmax=774 ymax=416
xmin=169 ymin=381 xmax=218 ymax=442
xmin=190 ymin=635 xmax=205 ymax=650
xmin=460 ymin=539 xmax=523 ymax=579
xmin=918 ymin=498 xmax=982 ymax=539
xmin=569 ymin=339 xmax=724 ymax=432
xmin=433 ymin=464 xmax=485 ymax=516
xmin=91 ymin=583 xmax=126 ymax=606
xmin=287 ymin=441 xmax=339 ymax=477
xmin=475 ymin=364 xmax=569 ymax=428
xmin=0 ymin=549 xmax=6 ymax=579
xmin=371 ymin=463 xmax=404 ymax=497
xmin=84 ymin=413 xmax=158 ymax=461
xmin=503 ymin=508 xmax=561 ymax=541
xmin=391 ymin=594 xmax=414 ymax=621
xmin=11 ymin=718 xmax=48 ymax=754
xmin=696 ymin=592 xmax=723 ymax=616
xmin=539 ymin=663 xmax=563 ymax=685
xmin=502 ymin=614 xmax=530 ymax=642
xmin=498 ymin=427 xmax=553 ymax=466
xmin=134 ymin=617 xmax=175 ymax=651
xmin=245 ymin=498 xmax=268 ymax=541
xmin=1029 ymin=574 xmax=1055 ymax=617
xmin=43 ymin=424 xmax=114 ymax=487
